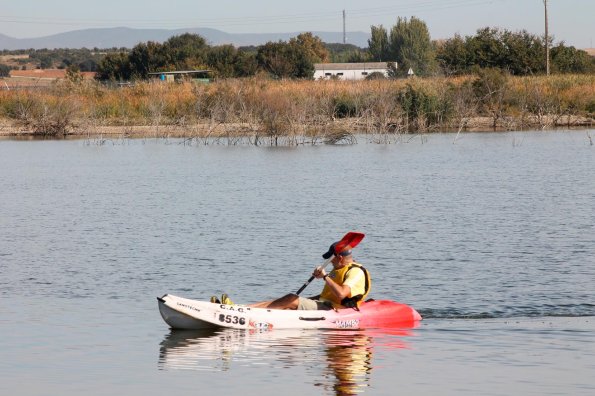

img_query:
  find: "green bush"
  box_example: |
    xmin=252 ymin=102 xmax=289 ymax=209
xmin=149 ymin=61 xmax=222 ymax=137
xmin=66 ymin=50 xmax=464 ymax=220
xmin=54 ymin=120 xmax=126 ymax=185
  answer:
xmin=397 ymin=83 xmax=449 ymax=128
xmin=0 ymin=63 xmax=10 ymax=77
xmin=333 ymin=95 xmax=358 ymax=118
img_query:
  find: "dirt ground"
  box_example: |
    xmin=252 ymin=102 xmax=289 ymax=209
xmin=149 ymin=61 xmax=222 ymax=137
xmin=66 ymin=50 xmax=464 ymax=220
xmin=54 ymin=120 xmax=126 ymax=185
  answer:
xmin=2 ymin=69 xmax=96 ymax=88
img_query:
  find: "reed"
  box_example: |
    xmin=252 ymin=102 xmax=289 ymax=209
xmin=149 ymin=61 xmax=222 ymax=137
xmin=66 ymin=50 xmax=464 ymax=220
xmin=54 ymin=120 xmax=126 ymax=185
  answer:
xmin=1 ymin=74 xmax=593 ymax=143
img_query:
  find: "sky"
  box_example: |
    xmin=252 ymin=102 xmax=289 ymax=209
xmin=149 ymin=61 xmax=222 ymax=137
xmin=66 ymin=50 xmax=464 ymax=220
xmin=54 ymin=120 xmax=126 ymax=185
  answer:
xmin=1 ymin=0 xmax=593 ymax=48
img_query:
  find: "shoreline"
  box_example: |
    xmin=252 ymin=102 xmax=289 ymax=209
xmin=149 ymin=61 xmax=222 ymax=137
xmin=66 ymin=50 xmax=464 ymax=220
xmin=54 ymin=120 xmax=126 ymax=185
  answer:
xmin=2 ymin=75 xmax=593 ymax=141
xmin=1 ymin=116 xmax=593 ymax=139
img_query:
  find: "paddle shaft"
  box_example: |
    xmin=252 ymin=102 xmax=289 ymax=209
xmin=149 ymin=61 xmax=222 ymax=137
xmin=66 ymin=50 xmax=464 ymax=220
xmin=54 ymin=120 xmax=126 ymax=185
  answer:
xmin=295 ymin=257 xmax=332 ymax=295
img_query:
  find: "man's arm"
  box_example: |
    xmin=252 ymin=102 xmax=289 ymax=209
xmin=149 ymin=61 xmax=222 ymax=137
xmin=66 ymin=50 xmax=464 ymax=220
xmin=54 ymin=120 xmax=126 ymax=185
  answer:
xmin=321 ymin=275 xmax=352 ymax=300
xmin=342 ymin=267 xmax=365 ymax=297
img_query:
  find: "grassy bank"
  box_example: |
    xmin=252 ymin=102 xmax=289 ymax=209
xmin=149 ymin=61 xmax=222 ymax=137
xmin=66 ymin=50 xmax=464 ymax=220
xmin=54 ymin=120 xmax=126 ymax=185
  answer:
xmin=1 ymin=74 xmax=593 ymax=144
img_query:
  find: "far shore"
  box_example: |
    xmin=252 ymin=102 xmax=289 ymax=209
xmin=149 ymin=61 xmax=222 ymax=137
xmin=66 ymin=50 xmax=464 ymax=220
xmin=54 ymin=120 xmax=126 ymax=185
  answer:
xmin=1 ymin=75 xmax=593 ymax=143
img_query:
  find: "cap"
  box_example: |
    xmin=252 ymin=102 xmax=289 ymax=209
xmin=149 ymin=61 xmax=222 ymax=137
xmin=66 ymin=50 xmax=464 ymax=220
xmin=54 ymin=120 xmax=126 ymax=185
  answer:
xmin=322 ymin=242 xmax=353 ymax=259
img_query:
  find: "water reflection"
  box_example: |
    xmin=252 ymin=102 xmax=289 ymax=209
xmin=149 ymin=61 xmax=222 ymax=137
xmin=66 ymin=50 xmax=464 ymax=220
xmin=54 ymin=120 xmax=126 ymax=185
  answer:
xmin=321 ymin=331 xmax=373 ymax=395
xmin=158 ymin=327 xmax=416 ymax=395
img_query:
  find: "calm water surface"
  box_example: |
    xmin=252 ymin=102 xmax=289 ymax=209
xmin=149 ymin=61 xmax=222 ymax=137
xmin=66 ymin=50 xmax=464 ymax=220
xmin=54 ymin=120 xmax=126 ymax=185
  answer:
xmin=1 ymin=131 xmax=594 ymax=395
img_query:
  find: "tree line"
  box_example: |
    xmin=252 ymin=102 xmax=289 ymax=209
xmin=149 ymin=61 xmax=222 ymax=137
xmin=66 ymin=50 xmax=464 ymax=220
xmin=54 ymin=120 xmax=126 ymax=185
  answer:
xmin=94 ymin=32 xmax=334 ymax=81
xmin=367 ymin=17 xmax=593 ymax=76
xmin=0 ymin=48 xmax=112 ymax=72
xmin=1 ymin=17 xmax=593 ymax=80
xmin=94 ymin=18 xmax=595 ymax=80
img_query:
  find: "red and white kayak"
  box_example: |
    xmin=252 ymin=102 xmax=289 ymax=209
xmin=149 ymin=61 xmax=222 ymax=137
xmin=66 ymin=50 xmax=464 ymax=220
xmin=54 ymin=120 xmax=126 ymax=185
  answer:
xmin=158 ymin=294 xmax=422 ymax=330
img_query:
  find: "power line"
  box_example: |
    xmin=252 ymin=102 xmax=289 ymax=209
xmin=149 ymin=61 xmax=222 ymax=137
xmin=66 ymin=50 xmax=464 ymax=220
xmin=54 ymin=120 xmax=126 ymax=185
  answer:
xmin=0 ymin=0 xmax=509 ymax=30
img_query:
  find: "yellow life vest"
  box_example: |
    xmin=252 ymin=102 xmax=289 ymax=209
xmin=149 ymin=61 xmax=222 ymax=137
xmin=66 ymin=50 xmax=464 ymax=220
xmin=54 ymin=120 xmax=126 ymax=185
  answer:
xmin=319 ymin=262 xmax=371 ymax=309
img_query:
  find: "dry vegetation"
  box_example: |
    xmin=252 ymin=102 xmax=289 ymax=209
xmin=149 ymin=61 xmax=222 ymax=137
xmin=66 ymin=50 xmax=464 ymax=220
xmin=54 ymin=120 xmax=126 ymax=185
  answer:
xmin=1 ymin=74 xmax=593 ymax=144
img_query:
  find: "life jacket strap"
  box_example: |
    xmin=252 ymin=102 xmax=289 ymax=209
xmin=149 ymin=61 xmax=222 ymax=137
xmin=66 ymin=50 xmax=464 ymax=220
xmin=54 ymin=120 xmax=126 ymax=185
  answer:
xmin=339 ymin=264 xmax=370 ymax=309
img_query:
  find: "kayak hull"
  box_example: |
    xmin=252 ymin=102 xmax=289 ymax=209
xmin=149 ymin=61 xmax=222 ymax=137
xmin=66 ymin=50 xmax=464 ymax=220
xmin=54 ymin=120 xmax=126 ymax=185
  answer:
xmin=158 ymin=294 xmax=422 ymax=330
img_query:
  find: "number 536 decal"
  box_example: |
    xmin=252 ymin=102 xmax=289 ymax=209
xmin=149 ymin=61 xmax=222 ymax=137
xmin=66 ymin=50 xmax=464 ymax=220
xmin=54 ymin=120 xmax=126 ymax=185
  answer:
xmin=219 ymin=313 xmax=246 ymax=326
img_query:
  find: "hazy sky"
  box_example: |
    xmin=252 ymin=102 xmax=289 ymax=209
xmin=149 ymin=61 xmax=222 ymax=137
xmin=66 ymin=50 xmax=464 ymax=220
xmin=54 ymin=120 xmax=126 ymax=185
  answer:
xmin=1 ymin=0 xmax=593 ymax=48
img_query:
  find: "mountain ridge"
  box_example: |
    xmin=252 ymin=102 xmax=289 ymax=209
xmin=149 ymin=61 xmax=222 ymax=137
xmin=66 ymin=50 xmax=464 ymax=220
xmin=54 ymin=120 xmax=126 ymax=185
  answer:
xmin=0 ymin=27 xmax=370 ymax=50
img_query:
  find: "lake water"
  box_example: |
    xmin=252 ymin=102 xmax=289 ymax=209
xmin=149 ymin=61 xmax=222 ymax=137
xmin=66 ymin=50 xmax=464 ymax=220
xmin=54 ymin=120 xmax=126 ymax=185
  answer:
xmin=1 ymin=131 xmax=594 ymax=395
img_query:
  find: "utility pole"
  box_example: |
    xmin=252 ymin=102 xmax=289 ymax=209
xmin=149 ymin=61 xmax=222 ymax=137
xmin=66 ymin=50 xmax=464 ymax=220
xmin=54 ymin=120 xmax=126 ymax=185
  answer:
xmin=342 ymin=10 xmax=346 ymax=44
xmin=544 ymin=0 xmax=550 ymax=75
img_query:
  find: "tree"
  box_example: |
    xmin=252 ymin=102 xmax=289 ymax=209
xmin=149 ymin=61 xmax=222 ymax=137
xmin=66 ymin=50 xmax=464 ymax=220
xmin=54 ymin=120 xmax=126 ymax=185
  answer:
xmin=467 ymin=27 xmax=506 ymax=69
xmin=207 ymin=45 xmax=236 ymax=78
xmin=162 ymin=33 xmax=208 ymax=69
xmin=39 ymin=55 xmax=53 ymax=69
xmin=436 ymin=28 xmax=564 ymax=75
xmin=95 ymin=52 xmax=132 ymax=81
xmin=128 ymin=42 xmax=161 ymax=79
xmin=257 ymin=42 xmax=294 ymax=78
xmin=388 ymin=17 xmax=436 ymax=76
xmin=368 ymin=18 xmax=436 ymax=75
xmin=78 ymin=59 xmax=98 ymax=72
xmin=256 ymin=40 xmax=314 ymax=79
xmin=551 ymin=44 xmax=595 ymax=74
xmin=207 ymin=45 xmax=248 ymax=78
xmin=95 ymin=33 xmax=211 ymax=81
xmin=234 ymin=50 xmax=259 ymax=77
xmin=289 ymin=33 xmax=329 ymax=63
xmin=500 ymin=30 xmax=544 ymax=74
xmin=368 ymin=25 xmax=389 ymax=61
xmin=436 ymin=34 xmax=470 ymax=75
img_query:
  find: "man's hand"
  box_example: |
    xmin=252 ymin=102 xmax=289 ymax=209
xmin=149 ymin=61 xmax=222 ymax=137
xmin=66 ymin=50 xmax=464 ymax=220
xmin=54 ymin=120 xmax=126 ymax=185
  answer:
xmin=313 ymin=266 xmax=327 ymax=279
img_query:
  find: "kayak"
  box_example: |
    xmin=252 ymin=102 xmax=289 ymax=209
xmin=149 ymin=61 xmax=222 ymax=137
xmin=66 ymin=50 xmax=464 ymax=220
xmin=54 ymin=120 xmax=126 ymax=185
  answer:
xmin=157 ymin=294 xmax=422 ymax=330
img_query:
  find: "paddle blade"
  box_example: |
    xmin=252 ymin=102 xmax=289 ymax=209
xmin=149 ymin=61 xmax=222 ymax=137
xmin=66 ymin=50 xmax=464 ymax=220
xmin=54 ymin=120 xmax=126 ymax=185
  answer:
xmin=334 ymin=231 xmax=365 ymax=254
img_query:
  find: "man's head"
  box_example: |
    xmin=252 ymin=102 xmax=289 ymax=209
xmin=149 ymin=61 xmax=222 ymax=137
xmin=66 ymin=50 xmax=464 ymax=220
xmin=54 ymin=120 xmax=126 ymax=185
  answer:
xmin=322 ymin=241 xmax=353 ymax=267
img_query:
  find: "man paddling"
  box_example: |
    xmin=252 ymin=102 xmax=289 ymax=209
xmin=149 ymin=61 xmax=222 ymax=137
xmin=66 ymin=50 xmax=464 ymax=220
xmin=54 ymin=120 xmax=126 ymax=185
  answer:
xmin=248 ymin=241 xmax=371 ymax=310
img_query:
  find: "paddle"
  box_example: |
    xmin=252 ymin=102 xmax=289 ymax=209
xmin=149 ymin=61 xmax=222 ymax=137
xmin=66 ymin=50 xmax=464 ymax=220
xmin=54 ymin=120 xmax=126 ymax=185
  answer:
xmin=295 ymin=231 xmax=365 ymax=295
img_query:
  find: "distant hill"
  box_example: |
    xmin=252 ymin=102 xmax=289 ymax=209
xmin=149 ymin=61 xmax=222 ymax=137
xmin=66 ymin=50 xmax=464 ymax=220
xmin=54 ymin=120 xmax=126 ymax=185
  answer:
xmin=0 ymin=27 xmax=370 ymax=50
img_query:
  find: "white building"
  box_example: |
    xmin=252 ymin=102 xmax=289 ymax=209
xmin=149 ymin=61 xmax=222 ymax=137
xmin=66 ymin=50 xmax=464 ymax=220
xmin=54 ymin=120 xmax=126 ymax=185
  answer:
xmin=313 ymin=62 xmax=397 ymax=81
